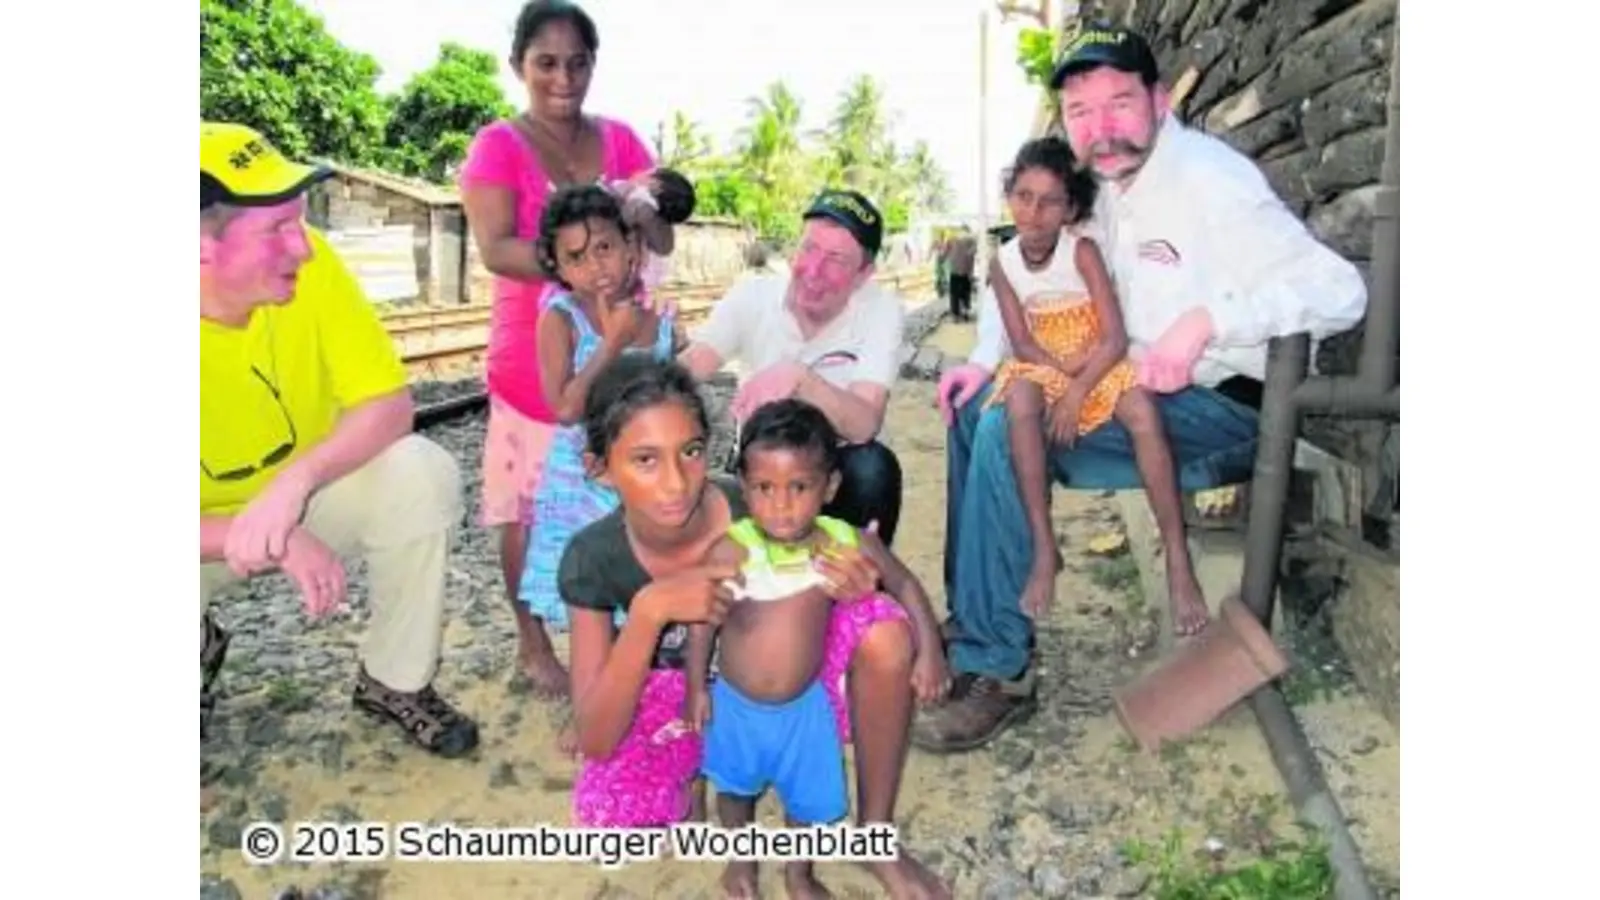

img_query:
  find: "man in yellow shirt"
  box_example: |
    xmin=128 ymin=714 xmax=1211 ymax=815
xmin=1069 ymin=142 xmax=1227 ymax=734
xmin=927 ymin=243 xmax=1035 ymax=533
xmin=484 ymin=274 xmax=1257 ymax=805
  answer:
xmin=200 ymin=122 xmax=477 ymax=757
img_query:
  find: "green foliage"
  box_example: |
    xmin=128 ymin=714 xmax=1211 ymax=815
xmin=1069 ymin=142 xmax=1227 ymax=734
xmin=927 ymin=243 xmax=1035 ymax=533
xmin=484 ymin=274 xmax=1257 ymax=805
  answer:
xmin=201 ymin=0 xmax=956 ymax=233
xmin=200 ymin=0 xmax=389 ymax=165
xmin=382 ymin=43 xmax=514 ymax=181
xmin=1016 ymin=26 xmax=1059 ymax=87
xmin=658 ymin=78 xmax=953 ymax=246
xmin=1121 ymin=826 xmax=1336 ymax=900
xmin=201 ymin=0 xmax=506 ymax=182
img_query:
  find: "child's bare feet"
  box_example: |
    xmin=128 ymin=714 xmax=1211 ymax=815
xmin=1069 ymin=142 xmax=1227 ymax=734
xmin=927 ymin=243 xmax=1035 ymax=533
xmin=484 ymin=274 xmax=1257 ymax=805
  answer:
xmin=784 ymin=861 xmax=834 ymax=899
xmin=1167 ymin=563 xmax=1211 ymax=637
xmin=860 ymin=856 xmax=953 ymax=900
xmin=514 ymin=613 xmax=571 ymax=699
xmin=1020 ymin=558 xmax=1057 ymax=620
xmin=555 ymin=722 xmax=578 ymax=757
xmin=720 ymin=860 xmax=760 ymax=899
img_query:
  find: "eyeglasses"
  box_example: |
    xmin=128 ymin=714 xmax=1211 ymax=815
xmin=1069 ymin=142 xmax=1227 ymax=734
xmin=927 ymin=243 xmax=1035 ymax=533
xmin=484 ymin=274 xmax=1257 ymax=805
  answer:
xmin=201 ymin=366 xmax=298 ymax=482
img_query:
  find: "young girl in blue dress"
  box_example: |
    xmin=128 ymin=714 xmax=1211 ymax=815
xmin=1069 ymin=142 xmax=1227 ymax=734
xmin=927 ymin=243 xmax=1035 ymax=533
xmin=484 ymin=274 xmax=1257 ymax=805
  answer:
xmin=519 ymin=185 xmax=683 ymax=634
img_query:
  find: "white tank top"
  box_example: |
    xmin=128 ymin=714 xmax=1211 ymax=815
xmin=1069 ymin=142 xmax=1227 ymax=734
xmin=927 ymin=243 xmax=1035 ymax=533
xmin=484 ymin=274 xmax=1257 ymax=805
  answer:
xmin=997 ymin=229 xmax=1090 ymax=312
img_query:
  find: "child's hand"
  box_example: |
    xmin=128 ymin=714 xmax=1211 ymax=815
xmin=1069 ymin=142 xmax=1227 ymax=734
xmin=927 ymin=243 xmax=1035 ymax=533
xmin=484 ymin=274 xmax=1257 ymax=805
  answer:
xmin=686 ymin=687 xmax=713 ymax=732
xmin=910 ymin=644 xmax=951 ymax=706
xmin=1047 ymin=385 xmax=1087 ymax=448
xmin=598 ymin=295 xmax=645 ymax=346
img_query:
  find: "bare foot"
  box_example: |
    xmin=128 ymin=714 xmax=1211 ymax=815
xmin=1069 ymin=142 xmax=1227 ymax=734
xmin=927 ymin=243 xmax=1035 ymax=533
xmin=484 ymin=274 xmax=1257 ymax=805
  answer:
xmin=555 ymin=722 xmax=578 ymax=757
xmin=515 ymin=617 xmax=571 ymax=699
xmin=784 ymin=862 xmax=834 ymax=899
xmin=861 ymin=856 xmax=953 ymax=900
xmin=1167 ymin=564 xmax=1211 ymax=637
xmin=1020 ymin=559 xmax=1056 ymax=620
xmin=720 ymin=860 xmax=760 ymax=899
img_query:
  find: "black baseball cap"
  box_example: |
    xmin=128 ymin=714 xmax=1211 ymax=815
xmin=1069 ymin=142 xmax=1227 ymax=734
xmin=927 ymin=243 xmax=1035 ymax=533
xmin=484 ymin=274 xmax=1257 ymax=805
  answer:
xmin=802 ymin=189 xmax=883 ymax=259
xmin=1048 ymin=24 xmax=1160 ymax=90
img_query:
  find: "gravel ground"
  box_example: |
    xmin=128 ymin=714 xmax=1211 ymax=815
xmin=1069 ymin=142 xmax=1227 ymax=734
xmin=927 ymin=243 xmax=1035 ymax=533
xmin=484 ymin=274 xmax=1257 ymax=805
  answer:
xmin=199 ymin=308 xmax=1397 ymax=899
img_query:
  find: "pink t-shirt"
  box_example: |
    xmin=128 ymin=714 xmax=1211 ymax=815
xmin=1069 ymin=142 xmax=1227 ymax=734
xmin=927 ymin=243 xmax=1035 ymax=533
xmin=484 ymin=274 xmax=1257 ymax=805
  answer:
xmin=458 ymin=116 xmax=656 ymax=422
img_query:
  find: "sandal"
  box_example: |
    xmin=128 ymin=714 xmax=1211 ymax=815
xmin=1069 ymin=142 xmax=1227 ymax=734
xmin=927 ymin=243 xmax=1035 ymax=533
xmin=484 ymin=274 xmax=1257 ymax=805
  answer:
xmin=201 ymin=612 xmax=230 ymax=694
xmin=353 ymin=669 xmax=480 ymax=759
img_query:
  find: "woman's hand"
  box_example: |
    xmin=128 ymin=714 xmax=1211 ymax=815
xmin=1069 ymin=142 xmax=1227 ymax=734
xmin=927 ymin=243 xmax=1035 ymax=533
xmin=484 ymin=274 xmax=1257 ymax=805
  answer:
xmin=637 ymin=562 xmax=742 ymax=628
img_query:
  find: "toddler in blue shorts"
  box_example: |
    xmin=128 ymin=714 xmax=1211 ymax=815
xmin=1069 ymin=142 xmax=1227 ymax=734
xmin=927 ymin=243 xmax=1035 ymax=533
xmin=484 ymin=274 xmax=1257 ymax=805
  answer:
xmin=684 ymin=398 xmax=946 ymax=899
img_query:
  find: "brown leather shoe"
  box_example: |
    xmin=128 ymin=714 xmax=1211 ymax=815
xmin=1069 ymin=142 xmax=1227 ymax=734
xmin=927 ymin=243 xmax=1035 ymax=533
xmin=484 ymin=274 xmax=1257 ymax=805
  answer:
xmin=910 ymin=669 xmax=1037 ymax=753
xmin=353 ymin=669 xmax=480 ymax=759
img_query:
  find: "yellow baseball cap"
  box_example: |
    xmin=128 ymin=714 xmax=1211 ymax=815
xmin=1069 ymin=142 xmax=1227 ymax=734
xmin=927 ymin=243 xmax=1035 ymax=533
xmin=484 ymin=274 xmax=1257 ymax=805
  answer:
xmin=200 ymin=122 xmax=332 ymax=210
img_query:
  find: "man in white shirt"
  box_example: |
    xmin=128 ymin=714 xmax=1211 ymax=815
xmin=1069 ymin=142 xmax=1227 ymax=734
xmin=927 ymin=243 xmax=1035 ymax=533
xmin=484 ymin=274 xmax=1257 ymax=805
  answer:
xmin=681 ymin=189 xmax=907 ymax=544
xmin=916 ymin=25 xmax=1368 ymax=753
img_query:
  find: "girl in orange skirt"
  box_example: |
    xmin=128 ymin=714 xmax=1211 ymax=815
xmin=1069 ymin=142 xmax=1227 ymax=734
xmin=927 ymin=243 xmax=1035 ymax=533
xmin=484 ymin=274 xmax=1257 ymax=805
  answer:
xmin=985 ymin=137 xmax=1208 ymax=634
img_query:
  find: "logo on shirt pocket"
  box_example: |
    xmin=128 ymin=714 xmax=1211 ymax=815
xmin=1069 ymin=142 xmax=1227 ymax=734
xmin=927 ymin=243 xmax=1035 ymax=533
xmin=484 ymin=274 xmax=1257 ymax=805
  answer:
xmin=1137 ymin=239 xmax=1182 ymax=266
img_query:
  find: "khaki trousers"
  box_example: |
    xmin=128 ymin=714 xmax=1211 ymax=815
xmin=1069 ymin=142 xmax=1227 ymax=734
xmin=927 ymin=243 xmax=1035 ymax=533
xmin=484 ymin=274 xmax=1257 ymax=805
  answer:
xmin=201 ymin=434 xmax=463 ymax=692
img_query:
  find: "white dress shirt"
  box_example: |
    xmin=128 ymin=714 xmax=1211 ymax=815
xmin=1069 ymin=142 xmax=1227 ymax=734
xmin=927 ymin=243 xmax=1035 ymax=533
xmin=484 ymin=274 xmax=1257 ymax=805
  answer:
xmin=967 ymin=115 xmax=1368 ymax=386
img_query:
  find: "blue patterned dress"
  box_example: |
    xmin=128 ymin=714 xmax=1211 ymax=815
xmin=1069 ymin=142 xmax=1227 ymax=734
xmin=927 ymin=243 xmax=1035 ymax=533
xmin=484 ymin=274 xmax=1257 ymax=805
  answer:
xmin=519 ymin=294 xmax=676 ymax=629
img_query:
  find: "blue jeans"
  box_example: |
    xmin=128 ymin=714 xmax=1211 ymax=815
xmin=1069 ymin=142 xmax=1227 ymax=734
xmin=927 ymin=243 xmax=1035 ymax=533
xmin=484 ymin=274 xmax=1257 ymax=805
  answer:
xmin=943 ymin=382 xmax=1260 ymax=680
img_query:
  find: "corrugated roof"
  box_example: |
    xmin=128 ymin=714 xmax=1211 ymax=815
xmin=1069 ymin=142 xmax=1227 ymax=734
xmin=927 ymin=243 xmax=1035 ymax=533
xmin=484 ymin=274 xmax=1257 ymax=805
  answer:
xmin=315 ymin=161 xmax=461 ymax=207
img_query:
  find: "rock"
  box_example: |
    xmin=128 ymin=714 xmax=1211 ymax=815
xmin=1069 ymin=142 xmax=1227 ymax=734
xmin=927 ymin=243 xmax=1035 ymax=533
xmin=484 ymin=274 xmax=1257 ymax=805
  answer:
xmin=980 ymin=867 xmax=1032 ymax=900
xmin=1305 ymin=127 xmax=1387 ymax=200
xmin=1252 ymin=0 xmax=1396 ymax=117
xmin=1219 ymin=104 xmax=1300 ymax=158
xmin=1259 ymin=148 xmax=1317 ymax=215
xmin=206 ymin=816 xmax=244 ymax=853
xmin=200 ymin=876 xmax=243 ymax=900
xmin=993 ymin=740 xmax=1035 ymax=772
xmin=901 ymin=346 xmax=945 ymax=381
xmin=1352 ymin=734 xmax=1380 ymax=756
xmin=1031 ymin=863 xmax=1073 ymax=898
xmin=1106 ymin=868 xmax=1151 ymax=898
xmin=489 ymin=760 xmax=520 ymax=788
xmin=1309 ymin=185 xmax=1380 ymax=260
xmin=1301 ymin=66 xmax=1390 ymax=148
xmin=258 ymin=790 xmax=289 ymax=823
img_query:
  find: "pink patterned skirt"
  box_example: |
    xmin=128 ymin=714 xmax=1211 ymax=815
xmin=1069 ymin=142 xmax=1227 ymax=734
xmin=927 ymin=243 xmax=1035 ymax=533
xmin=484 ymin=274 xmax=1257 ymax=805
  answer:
xmin=571 ymin=593 xmax=910 ymax=827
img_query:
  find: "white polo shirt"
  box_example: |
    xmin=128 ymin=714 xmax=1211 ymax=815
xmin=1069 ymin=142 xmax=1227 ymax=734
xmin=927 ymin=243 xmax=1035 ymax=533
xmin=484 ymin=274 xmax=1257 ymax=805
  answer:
xmin=692 ymin=274 xmax=906 ymax=393
xmin=969 ymin=115 xmax=1367 ymax=386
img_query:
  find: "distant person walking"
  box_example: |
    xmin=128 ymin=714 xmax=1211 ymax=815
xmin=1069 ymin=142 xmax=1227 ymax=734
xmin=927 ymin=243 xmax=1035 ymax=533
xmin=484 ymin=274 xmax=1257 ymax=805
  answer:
xmin=944 ymin=227 xmax=977 ymax=321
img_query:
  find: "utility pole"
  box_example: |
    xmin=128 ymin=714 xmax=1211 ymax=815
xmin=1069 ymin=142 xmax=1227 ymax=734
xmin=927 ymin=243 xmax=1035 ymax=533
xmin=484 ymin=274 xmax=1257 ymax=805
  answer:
xmin=978 ymin=3 xmax=990 ymax=243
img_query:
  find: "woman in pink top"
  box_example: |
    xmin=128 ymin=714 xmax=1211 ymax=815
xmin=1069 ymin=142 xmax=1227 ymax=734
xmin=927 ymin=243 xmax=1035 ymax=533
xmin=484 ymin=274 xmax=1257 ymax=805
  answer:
xmin=459 ymin=0 xmax=675 ymax=699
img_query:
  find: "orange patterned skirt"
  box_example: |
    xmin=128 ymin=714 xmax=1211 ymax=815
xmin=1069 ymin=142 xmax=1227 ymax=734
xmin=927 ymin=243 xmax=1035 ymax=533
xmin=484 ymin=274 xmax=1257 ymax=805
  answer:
xmin=985 ymin=299 xmax=1136 ymax=436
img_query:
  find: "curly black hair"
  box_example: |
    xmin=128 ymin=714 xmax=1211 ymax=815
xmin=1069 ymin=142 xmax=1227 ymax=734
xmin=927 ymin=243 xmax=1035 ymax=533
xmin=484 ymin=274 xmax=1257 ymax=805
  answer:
xmin=582 ymin=354 xmax=710 ymax=461
xmin=1002 ymin=136 xmax=1098 ymax=227
xmin=650 ymin=168 xmax=696 ymax=224
xmin=736 ymin=398 xmax=841 ymax=475
xmin=535 ymin=184 xmax=631 ymax=287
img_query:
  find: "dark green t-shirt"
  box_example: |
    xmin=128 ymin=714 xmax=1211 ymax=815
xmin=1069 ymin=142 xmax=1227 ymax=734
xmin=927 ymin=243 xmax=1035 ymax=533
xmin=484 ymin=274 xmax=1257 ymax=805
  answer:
xmin=557 ymin=477 xmax=749 ymax=669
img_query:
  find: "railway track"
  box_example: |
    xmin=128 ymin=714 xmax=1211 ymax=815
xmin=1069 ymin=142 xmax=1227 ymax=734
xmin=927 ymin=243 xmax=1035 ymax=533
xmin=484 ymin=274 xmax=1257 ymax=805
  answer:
xmin=401 ymin=268 xmax=937 ymax=424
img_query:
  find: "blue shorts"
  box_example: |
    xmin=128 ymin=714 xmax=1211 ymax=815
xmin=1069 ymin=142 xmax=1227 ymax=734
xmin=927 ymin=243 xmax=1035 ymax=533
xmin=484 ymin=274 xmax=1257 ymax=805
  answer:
xmin=701 ymin=677 xmax=849 ymax=825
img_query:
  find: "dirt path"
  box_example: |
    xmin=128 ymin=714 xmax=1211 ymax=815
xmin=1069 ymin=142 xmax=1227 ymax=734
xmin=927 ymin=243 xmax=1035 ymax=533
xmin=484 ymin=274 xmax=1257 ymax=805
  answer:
xmin=200 ymin=325 xmax=1397 ymax=899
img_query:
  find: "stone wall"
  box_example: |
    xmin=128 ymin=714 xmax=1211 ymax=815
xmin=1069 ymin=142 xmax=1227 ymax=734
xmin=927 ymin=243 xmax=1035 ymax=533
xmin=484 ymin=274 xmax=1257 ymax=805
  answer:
xmin=1079 ymin=0 xmax=1399 ymax=545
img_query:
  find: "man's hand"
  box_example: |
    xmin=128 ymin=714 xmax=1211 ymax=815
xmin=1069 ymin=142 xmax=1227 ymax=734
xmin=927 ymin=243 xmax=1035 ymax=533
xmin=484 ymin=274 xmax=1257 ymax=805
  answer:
xmin=731 ymin=360 xmax=809 ymax=421
xmin=223 ymin=468 xmax=315 ymax=576
xmin=279 ymin=527 xmax=347 ymax=619
xmin=935 ymin=363 xmax=991 ymax=428
xmin=1137 ymin=306 xmax=1214 ymax=394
